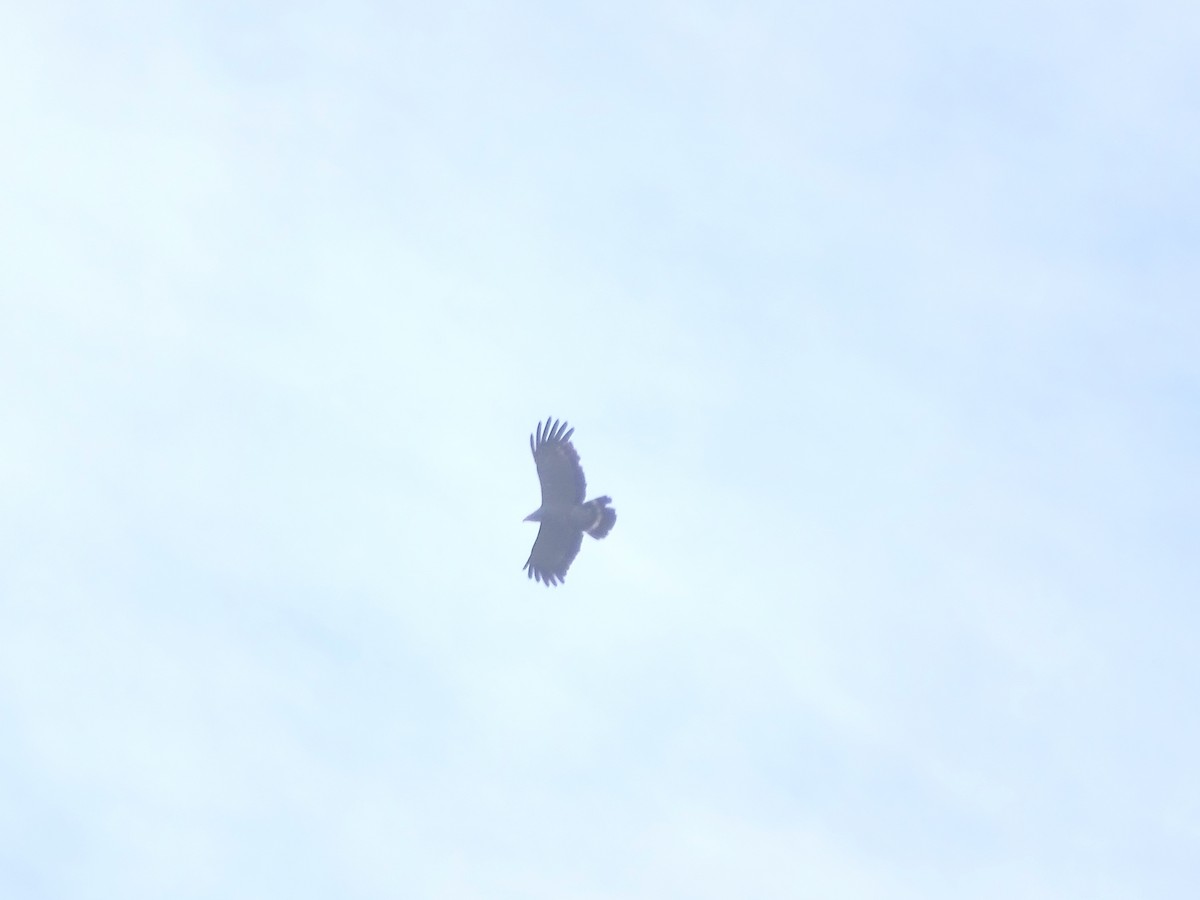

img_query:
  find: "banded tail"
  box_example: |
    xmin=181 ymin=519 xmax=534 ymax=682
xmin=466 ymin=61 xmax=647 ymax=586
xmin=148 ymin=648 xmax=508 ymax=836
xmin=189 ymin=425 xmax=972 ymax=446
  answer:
xmin=583 ymin=496 xmax=616 ymax=539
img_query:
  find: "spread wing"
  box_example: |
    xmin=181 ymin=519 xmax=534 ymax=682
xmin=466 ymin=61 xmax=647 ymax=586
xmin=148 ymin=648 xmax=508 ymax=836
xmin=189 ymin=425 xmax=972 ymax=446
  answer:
xmin=523 ymin=523 xmax=584 ymax=586
xmin=530 ymin=418 xmax=586 ymax=506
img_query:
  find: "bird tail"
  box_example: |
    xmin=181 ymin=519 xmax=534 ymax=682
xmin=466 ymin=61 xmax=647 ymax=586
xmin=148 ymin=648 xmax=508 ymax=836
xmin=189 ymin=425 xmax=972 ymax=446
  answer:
xmin=583 ymin=496 xmax=616 ymax=539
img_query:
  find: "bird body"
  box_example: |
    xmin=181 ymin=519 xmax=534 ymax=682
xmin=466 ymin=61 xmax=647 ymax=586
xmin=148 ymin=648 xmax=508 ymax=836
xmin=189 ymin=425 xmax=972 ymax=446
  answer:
xmin=523 ymin=418 xmax=616 ymax=586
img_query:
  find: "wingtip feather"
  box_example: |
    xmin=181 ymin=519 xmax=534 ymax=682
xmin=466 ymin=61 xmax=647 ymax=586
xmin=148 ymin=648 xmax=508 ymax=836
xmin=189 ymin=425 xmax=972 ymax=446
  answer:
xmin=532 ymin=416 xmax=580 ymax=452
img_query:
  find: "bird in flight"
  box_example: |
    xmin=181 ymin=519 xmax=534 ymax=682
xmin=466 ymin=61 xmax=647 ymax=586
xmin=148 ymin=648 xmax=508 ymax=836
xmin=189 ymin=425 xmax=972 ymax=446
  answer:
xmin=523 ymin=418 xmax=616 ymax=586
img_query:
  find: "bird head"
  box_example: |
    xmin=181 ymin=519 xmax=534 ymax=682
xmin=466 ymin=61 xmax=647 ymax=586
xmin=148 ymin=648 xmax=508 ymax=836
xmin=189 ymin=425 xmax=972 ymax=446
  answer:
xmin=523 ymin=508 xmax=543 ymax=523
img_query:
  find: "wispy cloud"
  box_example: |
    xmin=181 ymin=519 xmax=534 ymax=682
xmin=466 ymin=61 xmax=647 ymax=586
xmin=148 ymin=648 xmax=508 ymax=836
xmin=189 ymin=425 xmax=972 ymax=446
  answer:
xmin=1 ymin=1 xmax=1197 ymax=898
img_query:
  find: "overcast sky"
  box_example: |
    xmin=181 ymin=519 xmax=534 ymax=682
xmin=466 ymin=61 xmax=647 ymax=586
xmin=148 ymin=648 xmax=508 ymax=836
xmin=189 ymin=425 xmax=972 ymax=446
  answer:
xmin=2 ymin=2 xmax=1198 ymax=898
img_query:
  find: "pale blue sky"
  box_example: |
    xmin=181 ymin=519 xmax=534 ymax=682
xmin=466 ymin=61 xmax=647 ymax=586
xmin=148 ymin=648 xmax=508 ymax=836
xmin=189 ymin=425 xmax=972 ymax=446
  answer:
xmin=2 ymin=2 xmax=1198 ymax=898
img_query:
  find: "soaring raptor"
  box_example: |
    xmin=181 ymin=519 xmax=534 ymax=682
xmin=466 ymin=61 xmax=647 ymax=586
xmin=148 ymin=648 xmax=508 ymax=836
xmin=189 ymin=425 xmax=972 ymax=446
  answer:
xmin=523 ymin=418 xmax=616 ymax=586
